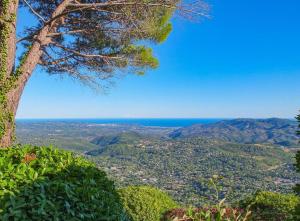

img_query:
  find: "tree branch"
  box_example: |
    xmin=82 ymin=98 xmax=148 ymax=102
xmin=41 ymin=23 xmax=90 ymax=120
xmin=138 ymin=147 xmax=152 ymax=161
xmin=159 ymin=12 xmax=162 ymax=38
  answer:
xmin=22 ymin=0 xmax=47 ymax=23
xmin=15 ymin=0 xmax=73 ymax=87
xmin=51 ymin=42 xmax=123 ymax=60
xmin=67 ymin=1 xmax=176 ymax=8
xmin=47 ymin=29 xmax=87 ymax=37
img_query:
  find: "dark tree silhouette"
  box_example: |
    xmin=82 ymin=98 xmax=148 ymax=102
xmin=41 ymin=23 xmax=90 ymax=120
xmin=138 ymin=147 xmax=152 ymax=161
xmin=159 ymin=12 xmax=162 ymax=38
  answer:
xmin=295 ymin=113 xmax=300 ymax=193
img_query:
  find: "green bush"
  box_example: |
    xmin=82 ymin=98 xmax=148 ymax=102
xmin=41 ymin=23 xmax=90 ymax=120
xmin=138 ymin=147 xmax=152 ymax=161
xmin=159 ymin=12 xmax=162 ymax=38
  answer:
xmin=239 ymin=191 xmax=299 ymax=221
xmin=0 ymin=145 xmax=129 ymax=221
xmin=119 ymin=186 xmax=178 ymax=221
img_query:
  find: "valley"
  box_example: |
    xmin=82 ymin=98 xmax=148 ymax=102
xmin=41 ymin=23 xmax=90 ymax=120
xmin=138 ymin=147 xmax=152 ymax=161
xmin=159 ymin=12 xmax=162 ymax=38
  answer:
xmin=16 ymin=118 xmax=300 ymax=205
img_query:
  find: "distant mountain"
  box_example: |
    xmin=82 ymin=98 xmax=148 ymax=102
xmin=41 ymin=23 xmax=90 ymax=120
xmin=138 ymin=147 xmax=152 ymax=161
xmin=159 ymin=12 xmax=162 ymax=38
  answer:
xmin=169 ymin=118 xmax=299 ymax=147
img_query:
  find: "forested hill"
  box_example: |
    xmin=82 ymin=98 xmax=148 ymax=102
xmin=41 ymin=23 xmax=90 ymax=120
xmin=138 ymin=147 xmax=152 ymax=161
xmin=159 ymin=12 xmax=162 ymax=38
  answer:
xmin=169 ymin=118 xmax=299 ymax=147
xmin=89 ymin=137 xmax=299 ymax=205
xmin=15 ymin=119 xmax=300 ymax=205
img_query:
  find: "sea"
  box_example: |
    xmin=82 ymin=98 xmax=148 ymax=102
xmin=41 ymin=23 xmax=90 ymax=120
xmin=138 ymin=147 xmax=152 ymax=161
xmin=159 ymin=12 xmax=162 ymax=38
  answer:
xmin=16 ymin=118 xmax=226 ymax=127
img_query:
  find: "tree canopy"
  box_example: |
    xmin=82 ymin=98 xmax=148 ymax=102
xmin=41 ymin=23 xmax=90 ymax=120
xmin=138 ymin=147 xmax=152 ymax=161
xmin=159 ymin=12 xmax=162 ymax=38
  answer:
xmin=18 ymin=0 xmax=208 ymax=87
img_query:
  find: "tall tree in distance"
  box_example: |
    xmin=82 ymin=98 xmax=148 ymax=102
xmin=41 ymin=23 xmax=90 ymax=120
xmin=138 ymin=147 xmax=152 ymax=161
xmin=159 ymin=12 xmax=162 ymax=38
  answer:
xmin=295 ymin=113 xmax=300 ymax=192
xmin=0 ymin=0 xmax=208 ymax=147
xmin=295 ymin=112 xmax=300 ymax=218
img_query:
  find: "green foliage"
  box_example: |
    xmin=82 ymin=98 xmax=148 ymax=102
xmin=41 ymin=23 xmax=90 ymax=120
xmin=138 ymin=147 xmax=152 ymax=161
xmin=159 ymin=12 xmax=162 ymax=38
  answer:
xmin=0 ymin=3 xmax=10 ymax=140
xmin=153 ymin=23 xmax=172 ymax=43
xmin=0 ymin=0 xmax=21 ymax=143
xmin=0 ymin=24 xmax=9 ymax=81
xmin=239 ymin=191 xmax=299 ymax=221
xmin=162 ymin=176 xmax=252 ymax=221
xmin=119 ymin=186 xmax=178 ymax=221
xmin=121 ymin=45 xmax=159 ymax=75
xmin=0 ymin=145 xmax=129 ymax=221
xmin=19 ymin=0 xmax=180 ymax=85
xmin=89 ymin=132 xmax=142 ymax=155
xmin=163 ymin=199 xmax=252 ymax=221
xmin=91 ymin=137 xmax=298 ymax=205
xmin=141 ymin=8 xmax=173 ymax=43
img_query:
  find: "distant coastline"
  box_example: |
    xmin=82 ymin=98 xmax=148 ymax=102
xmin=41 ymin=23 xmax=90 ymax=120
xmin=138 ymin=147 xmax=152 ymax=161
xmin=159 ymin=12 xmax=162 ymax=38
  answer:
xmin=16 ymin=117 xmax=296 ymax=127
xmin=16 ymin=118 xmax=226 ymax=127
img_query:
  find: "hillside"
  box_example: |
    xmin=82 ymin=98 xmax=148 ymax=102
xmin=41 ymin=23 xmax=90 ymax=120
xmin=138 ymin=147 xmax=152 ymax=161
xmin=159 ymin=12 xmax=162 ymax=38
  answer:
xmin=15 ymin=119 xmax=300 ymax=205
xmin=16 ymin=121 xmax=174 ymax=152
xmin=169 ymin=118 xmax=299 ymax=147
xmin=88 ymin=132 xmax=144 ymax=155
xmin=91 ymin=131 xmax=143 ymax=146
xmin=88 ymin=137 xmax=299 ymax=205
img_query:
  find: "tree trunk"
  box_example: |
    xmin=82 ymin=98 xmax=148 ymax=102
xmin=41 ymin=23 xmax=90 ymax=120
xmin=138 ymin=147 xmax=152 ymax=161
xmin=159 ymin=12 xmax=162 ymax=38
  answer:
xmin=0 ymin=0 xmax=19 ymax=147
xmin=0 ymin=0 xmax=72 ymax=147
xmin=0 ymin=96 xmax=18 ymax=147
xmin=0 ymin=80 xmax=28 ymax=147
xmin=0 ymin=38 xmax=44 ymax=147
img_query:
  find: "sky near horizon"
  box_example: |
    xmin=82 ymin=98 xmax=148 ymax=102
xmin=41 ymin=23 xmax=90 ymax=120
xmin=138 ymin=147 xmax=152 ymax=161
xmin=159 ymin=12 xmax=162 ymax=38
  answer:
xmin=16 ymin=0 xmax=300 ymax=119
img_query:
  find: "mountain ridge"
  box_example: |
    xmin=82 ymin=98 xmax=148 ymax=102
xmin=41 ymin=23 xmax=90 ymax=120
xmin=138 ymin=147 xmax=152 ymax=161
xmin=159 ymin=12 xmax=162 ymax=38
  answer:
xmin=169 ymin=118 xmax=299 ymax=147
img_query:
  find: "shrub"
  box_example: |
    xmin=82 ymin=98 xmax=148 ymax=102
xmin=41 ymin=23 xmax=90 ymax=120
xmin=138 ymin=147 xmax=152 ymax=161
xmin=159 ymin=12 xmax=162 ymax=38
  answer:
xmin=162 ymin=198 xmax=252 ymax=221
xmin=119 ymin=186 xmax=178 ymax=221
xmin=0 ymin=145 xmax=129 ymax=221
xmin=239 ymin=191 xmax=299 ymax=221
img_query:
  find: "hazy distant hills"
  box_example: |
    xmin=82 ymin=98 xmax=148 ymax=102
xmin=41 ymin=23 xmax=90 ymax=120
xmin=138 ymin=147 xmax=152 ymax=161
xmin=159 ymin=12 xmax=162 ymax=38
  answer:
xmin=169 ymin=118 xmax=299 ymax=147
xmin=16 ymin=118 xmax=299 ymax=149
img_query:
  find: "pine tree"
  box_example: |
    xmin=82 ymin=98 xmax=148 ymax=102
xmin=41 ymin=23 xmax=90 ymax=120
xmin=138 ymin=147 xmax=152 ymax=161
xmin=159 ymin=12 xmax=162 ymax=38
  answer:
xmin=0 ymin=0 xmax=208 ymax=147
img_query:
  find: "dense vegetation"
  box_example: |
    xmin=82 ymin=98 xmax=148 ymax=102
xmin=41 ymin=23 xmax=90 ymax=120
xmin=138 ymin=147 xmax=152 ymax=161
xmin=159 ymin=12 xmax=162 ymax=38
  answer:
xmin=238 ymin=191 xmax=299 ymax=221
xmin=89 ymin=137 xmax=299 ymax=205
xmin=16 ymin=120 xmax=300 ymax=206
xmin=14 ymin=119 xmax=300 ymax=220
xmin=163 ymin=202 xmax=252 ymax=221
xmin=3 ymin=145 xmax=261 ymax=221
xmin=16 ymin=121 xmax=173 ymax=152
xmin=0 ymin=146 xmax=128 ymax=221
xmin=119 ymin=186 xmax=178 ymax=221
xmin=17 ymin=118 xmax=299 ymax=148
xmin=163 ymin=191 xmax=299 ymax=221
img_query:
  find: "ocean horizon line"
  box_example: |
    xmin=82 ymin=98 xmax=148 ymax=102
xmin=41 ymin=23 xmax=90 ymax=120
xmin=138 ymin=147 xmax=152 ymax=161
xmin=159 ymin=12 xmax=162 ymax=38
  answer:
xmin=15 ymin=117 xmax=295 ymax=128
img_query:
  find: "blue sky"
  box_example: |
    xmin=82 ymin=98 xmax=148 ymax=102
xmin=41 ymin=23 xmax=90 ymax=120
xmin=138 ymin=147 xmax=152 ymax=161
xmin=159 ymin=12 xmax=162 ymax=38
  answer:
xmin=16 ymin=0 xmax=300 ymax=119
